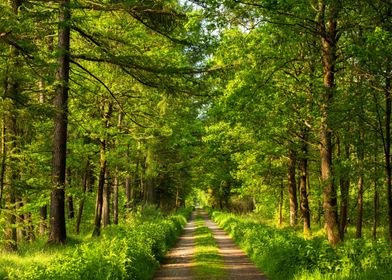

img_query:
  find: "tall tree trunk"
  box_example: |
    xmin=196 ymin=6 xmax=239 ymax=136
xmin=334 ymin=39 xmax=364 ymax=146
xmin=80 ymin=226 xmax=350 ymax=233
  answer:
xmin=288 ymin=149 xmax=298 ymax=227
xmin=279 ymin=179 xmax=284 ymax=226
xmin=355 ymin=175 xmax=364 ymax=238
xmin=48 ymin=0 xmax=71 ymax=244
xmin=299 ymin=135 xmax=311 ymax=237
xmin=356 ymin=129 xmax=365 ymax=238
xmin=39 ymin=205 xmax=47 ymax=235
xmin=38 ymin=72 xmax=48 ymax=236
xmin=102 ymin=170 xmax=110 ymax=227
xmin=338 ymin=141 xmax=350 ymax=239
xmin=16 ymin=198 xmax=26 ymax=241
xmin=317 ymin=0 xmax=341 ymax=245
xmin=92 ymin=102 xmax=112 ymax=236
xmin=66 ymin=169 xmax=74 ymax=219
xmin=3 ymin=0 xmax=23 ymax=252
xmin=75 ymin=159 xmax=90 ymax=234
xmin=0 ymin=123 xmax=5 ymax=208
xmin=92 ymin=140 xmax=106 ymax=237
xmin=384 ymin=57 xmax=392 ymax=242
xmin=113 ymin=170 xmax=119 ymax=225
xmin=373 ymin=173 xmax=379 ymax=240
xmin=112 ymin=112 xmax=121 ymax=224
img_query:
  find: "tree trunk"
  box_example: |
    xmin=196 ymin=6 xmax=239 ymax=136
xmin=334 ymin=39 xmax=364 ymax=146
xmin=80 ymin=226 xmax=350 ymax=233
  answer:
xmin=356 ymin=128 xmax=365 ymax=238
xmin=112 ymin=112 xmax=121 ymax=224
xmin=113 ymin=170 xmax=119 ymax=225
xmin=16 ymin=198 xmax=26 ymax=241
xmin=317 ymin=0 xmax=341 ymax=245
xmin=0 ymin=123 xmax=6 ymax=208
xmin=102 ymin=170 xmax=110 ymax=227
xmin=39 ymin=205 xmax=47 ymax=235
xmin=355 ymin=175 xmax=364 ymax=238
xmin=75 ymin=159 xmax=90 ymax=234
xmin=339 ymin=142 xmax=350 ymax=239
xmin=67 ymin=196 xmax=74 ymax=219
xmin=288 ymin=149 xmax=298 ymax=227
xmin=92 ymin=140 xmax=106 ymax=237
xmin=66 ymin=169 xmax=74 ymax=219
xmin=92 ymin=102 xmax=112 ymax=236
xmin=299 ymin=137 xmax=311 ymax=237
xmin=48 ymin=0 xmax=71 ymax=245
xmin=385 ymin=60 xmax=392 ymax=243
xmin=373 ymin=173 xmax=379 ymax=240
xmin=2 ymin=0 xmax=24 ymax=252
xmin=279 ymin=179 xmax=284 ymax=226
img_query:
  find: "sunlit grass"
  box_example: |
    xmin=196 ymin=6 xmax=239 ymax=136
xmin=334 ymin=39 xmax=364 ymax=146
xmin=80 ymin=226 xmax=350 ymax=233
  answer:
xmin=212 ymin=210 xmax=392 ymax=280
xmin=193 ymin=213 xmax=226 ymax=279
xmin=0 ymin=207 xmax=192 ymax=279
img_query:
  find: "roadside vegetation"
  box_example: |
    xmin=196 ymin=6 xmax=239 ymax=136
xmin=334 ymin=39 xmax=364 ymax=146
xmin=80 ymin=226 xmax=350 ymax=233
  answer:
xmin=212 ymin=211 xmax=392 ymax=280
xmin=0 ymin=207 xmax=191 ymax=280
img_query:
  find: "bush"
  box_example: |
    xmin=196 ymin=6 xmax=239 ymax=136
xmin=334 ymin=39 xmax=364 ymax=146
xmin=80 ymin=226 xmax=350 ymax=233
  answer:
xmin=0 ymin=207 xmax=191 ymax=280
xmin=212 ymin=211 xmax=392 ymax=280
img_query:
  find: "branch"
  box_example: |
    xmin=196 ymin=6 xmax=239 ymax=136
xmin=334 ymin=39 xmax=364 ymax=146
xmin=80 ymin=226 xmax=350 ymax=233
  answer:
xmin=70 ymin=59 xmax=149 ymax=128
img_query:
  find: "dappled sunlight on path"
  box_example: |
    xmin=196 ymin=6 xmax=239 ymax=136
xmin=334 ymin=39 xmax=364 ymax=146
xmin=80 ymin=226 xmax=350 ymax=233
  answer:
xmin=153 ymin=213 xmax=196 ymax=280
xmin=154 ymin=209 xmax=268 ymax=280
xmin=202 ymin=211 xmax=268 ymax=280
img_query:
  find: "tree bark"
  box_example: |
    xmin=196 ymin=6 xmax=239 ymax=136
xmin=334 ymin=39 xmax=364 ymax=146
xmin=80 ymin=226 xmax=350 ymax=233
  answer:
xmin=279 ymin=179 xmax=284 ymax=226
xmin=355 ymin=175 xmax=364 ymax=238
xmin=299 ymin=136 xmax=311 ymax=237
xmin=338 ymin=140 xmax=350 ymax=239
xmin=92 ymin=102 xmax=112 ymax=236
xmin=92 ymin=140 xmax=106 ymax=237
xmin=66 ymin=169 xmax=74 ymax=219
xmin=16 ymin=198 xmax=26 ymax=241
xmin=355 ymin=129 xmax=365 ymax=238
xmin=48 ymin=0 xmax=71 ymax=245
xmin=75 ymin=159 xmax=90 ymax=234
xmin=113 ymin=171 xmax=119 ymax=225
xmin=385 ymin=59 xmax=392 ymax=242
xmin=39 ymin=205 xmax=47 ymax=235
xmin=102 ymin=170 xmax=110 ymax=227
xmin=317 ymin=0 xmax=341 ymax=245
xmin=373 ymin=172 xmax=379 ymax=240
xmin=0 ymin=123 xmax=5 ymax=208
xmin=288 ymin=149 xmax=298 ymax=227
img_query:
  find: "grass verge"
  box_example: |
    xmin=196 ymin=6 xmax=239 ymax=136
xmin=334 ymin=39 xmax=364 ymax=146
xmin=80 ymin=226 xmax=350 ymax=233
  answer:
xmin=193 ymin=212 xmax=226 ymax=280
xmin=0 ymin=207 xmax=192 ymax=280
xmin=211 ymin=211 xmax=392 ymax=280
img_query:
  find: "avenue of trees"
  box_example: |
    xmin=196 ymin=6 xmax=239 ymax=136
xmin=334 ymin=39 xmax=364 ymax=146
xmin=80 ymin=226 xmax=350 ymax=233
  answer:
xmin=0 ymin=0 xmax=391 ymax=254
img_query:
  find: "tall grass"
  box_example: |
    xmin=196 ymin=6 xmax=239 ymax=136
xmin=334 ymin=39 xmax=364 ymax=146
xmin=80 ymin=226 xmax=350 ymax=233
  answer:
xmin=212 ymin=211 xmax=392 ymax=280
xmin=0 ymin=207 xmax=191 ymax=280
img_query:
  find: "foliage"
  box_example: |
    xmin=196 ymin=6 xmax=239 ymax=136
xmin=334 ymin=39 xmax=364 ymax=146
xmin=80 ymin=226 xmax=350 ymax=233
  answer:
xmin=212 ymin=211 xmax=392 ymax=280
xmin=0 ymin=207 xmax=191 ymax=279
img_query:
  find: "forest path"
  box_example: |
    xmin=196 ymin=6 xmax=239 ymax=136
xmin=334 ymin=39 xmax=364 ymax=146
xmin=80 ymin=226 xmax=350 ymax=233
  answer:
xmin=153 ymin=212 xmax=196 ymax=280
xmin=200 ymin=210 xmax=268 ymax=280
xmin=153 ymin=209 xmax=268 ymax=280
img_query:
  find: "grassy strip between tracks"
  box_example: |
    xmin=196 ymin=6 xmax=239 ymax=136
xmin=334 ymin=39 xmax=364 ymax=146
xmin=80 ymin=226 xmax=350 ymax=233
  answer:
xmin=193 ymin=211 xmax=226 ymax=280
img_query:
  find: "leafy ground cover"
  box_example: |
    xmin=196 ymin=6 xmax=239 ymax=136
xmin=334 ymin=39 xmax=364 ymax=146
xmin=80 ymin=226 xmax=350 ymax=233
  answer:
xmin=193 ymin=212 xmax=226 ymax=279
xmin=0 ymin=207 xmax=191 ymax=280
xmin=211 ymin=211 xmax=392 ymax=280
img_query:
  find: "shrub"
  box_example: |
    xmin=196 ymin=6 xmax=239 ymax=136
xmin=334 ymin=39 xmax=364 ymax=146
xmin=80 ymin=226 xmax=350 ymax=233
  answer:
xmin=0 ymin=207 xmax=191 ymax=280
xmin=212 ymin=211 xmax=392 ymax=280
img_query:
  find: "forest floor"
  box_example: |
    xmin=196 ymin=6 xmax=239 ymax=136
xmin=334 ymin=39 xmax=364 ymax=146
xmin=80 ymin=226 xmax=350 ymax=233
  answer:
xmin=153 ymin=209 xmax=268 ymax=280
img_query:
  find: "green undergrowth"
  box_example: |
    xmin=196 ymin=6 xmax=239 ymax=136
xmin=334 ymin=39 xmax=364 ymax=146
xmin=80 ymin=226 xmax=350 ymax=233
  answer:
xmin=0 ymin=207 xmax=192 ymax=280
xmin=193 ymin=212 xmax=226 ymax=279
xmin=211 ymin=211 xmax=392 ymax=280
